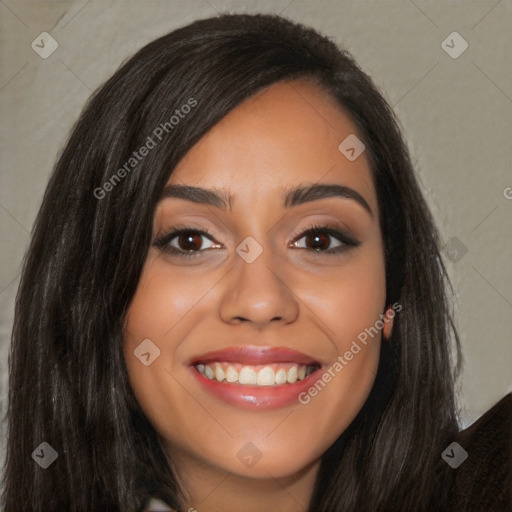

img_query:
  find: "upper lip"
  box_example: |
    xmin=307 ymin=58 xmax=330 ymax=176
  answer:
xmin=190 ymin=346 xmax=321 ymax=366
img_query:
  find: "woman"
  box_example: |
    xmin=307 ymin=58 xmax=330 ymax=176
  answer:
xmin=2 ymin=13 xmax=510 ymax=512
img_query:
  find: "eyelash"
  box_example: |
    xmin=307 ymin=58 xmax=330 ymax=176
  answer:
xmin=153 ymin=223 xmax=360 ymax=258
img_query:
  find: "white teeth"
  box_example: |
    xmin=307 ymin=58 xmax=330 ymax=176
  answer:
xmin=287 ymin=366 xmax=298 ymax=384
xmin=196 ymin=362 xmax=318 ymax=386
xmin=226 ymin=366 xmax=238 ymax=383
xmin=257 ymin=366 xmax=275 ymax=386
xmin=204 ymin=365 xmax=214 ymax=380
xmin=214 ymin=363 xmax=225 ymax=382
xmin=239 ymin=367 xmax=257 ymax=385
xmin=275 ymin=368 xmax=287 ymax=385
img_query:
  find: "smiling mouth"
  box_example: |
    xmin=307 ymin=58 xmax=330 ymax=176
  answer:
xmin=194 ymin=362 xmax=321 ymax=386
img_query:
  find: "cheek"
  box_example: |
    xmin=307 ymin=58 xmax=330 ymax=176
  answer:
xmin=123 ymin=255 xmax=196 ymax=421
xmin=292 ymin=255 xmax=386 ymax=442
xmin=124 ymin=252 xmax=225 ymax=363
xmin=125 ymin=257 xmax=195 ymax=342
xmin=301 ymin=242 xmax=387 ymax=346
xmin=270 ymin=238 xmax=386 ymax=424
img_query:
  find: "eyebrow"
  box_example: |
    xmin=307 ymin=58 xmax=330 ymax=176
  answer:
xmin=160 ymin=183 xmax=373 ymax=217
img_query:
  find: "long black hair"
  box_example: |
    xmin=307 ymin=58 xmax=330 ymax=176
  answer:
xmin=2 ymin=13 xmax=462 ymax=511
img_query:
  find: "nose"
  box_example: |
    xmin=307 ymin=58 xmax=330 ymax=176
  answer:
xmin=219 ymin=245 xmax=299 ymax=328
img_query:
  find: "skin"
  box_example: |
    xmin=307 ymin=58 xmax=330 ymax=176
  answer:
xmin=124 ymin=79 xmax=394 ymax=512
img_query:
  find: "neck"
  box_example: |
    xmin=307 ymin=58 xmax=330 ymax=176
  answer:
xmin=171 ymin=449 xmax=321 ymax=512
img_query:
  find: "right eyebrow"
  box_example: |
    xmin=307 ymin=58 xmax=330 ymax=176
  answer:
xmin=159 ymin=184 xmax=233 ymax=210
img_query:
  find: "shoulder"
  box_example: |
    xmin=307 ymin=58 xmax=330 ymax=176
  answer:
xmin=142 ymin=497 xmax=176 ymax=512
xmin=446 ymin=393 xmax=512 ymax=511
xmin=140 ymin=494 xmax=177 ymax=512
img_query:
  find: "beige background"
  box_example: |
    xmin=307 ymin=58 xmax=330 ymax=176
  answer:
xmin=1 ymin=0 xmax=511 ymax=477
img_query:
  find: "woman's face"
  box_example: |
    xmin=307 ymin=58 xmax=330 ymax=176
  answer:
xmin=124 ymin=80 xmax=392 ymax=482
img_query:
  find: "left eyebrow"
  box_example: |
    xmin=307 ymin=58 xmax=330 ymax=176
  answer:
xmin=281 ymin=183 xmax=373 ymax=218
xmin=159 ymin=182 xmax=373 ymax=218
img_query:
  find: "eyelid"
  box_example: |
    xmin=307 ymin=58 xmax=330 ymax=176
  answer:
xmin=289 ymin=221 xmax=357 ymax=243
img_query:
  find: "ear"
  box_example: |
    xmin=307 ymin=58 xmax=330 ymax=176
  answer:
xmin=382 ymin=305 xmax=395 ymax=340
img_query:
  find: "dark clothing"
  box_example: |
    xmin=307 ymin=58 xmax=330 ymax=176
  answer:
xmin=445 ymin=393 xmax=512 ymax=511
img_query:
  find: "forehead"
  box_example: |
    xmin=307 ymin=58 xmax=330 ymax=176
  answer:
xmin=168 ymin=79 xmax=377 ymax=211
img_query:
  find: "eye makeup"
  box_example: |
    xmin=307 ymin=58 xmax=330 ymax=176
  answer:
xmin=153 ymin=222 xmax=361 ymax=259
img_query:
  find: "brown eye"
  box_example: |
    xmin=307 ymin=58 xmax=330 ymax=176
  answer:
xmin=294 ymin=228 xmax=343 ymax=252
xmin=303 ymin=230 xmax=332 ymax=251
xmin=291 ymin=225 xmax=360 ymax=255
xmin=175 ymin=232 xmax=204 ymax=252
xmin=153 ymin=227 xmax=219 ymax=257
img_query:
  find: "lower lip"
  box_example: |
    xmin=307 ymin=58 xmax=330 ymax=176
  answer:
xmin=190 ymin=366 xmax=323 ymax=410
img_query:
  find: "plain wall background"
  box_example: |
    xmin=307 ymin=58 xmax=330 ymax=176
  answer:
xmin=1 ymin=0 xmax=511 ymax=479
